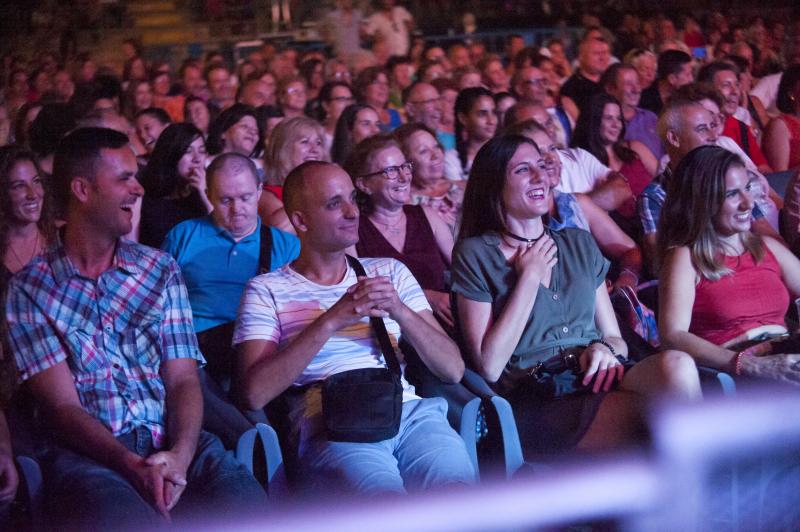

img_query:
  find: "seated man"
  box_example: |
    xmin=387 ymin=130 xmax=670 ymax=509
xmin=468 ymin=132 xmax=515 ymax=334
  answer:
xmin=5 ymin=128 xmax=265 ymax=529
xmin=234 ymin=161 xmax=476 ymax=494
xmin=601 ymin=63 xmax=664 ymax=161
xmin=638 ymin=98 xmax=777 ymax=276
xmin=162 ymin=153 xmax=299 ymax=382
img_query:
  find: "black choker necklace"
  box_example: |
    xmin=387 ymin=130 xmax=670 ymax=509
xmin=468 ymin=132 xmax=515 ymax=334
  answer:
xmin=505 ymin=229 xmax=546 ymax=244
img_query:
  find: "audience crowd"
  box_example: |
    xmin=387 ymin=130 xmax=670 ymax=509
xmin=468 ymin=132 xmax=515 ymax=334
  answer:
xmin=3 ymin=1 xmax=800 ymax=527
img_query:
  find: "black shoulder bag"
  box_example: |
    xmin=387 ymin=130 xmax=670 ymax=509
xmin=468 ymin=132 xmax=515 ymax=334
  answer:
xmin=319 ymin=256 xmax=404 ymax=443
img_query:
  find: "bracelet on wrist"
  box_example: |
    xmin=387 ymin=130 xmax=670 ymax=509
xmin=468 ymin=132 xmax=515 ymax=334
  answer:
xmin=589 ymin=338 xmax=617 ymax=357
xmin=734 ymin=349 xmax=754 ymax=376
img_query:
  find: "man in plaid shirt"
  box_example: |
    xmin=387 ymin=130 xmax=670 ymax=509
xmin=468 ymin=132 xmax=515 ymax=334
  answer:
xmin=5 ymin=128 xmax=265 ymax=528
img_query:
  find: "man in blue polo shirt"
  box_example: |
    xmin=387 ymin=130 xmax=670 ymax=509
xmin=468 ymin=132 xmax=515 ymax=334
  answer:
xmin=163 ymin=153 xmax=299 ymax=379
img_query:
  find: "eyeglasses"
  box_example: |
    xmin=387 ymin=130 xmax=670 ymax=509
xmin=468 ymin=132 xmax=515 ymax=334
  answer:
xmin=409 ymin=97 xmax=441 ymax=106
xmin=328 ymin=96 xmax=355 ymax=103
xmin=361 ymin=161 xmax=413 ymax=181
xmin=522 ymin=78 xmax=546 ymax=87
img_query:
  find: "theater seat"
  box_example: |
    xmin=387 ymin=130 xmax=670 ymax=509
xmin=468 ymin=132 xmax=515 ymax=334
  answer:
xmin=199 ymin=369 xmax=287 ymax=500
xmin=403 ymin=345 xmax=524 ymax=480
xmin=15 ymin=455 xmax=43 ymax=527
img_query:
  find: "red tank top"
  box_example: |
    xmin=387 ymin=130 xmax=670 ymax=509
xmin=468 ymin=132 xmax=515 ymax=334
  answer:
xmin=690 ymin=247 xmax=789 ymax=345
xmin=618 ymin=158 xmax=653 ymax=218
xmin=264 ymin=185 xmax=283 ymax=201
xmin=779 ymin=114 xmax=800 ymax=170
xmin=356 ymin=205 xmax=448 ymax=291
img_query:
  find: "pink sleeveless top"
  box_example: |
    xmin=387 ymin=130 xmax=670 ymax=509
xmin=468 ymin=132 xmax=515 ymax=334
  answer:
xmin=690 ymin=247 xmax=790 ymax=346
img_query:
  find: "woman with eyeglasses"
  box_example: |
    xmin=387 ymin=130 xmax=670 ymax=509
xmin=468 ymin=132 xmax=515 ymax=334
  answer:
xmin=317 ymin=81 xmax=355 ymax=154
xmin=346 ymin=134 xmax=456 ymax=329
xmin=354 ymin=66 xmax=403 ymax=132
xmin=452 ymin=134 xmax=700 ymax=458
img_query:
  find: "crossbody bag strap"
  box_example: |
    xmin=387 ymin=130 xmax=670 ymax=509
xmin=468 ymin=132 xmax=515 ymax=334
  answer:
xmin=345 ymin=255 xmax=402 ymax=376
xmin=257 ymin=223 xmax=273 ymax=274
xmin=739 ymin=119 xmax=751 ymax=157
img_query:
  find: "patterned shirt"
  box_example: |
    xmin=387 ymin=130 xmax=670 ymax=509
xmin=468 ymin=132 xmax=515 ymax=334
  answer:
xmin=6 ymin=239 xmax=204 ymax=448
xmin=638 ymin=165 xmax=763 ymax=235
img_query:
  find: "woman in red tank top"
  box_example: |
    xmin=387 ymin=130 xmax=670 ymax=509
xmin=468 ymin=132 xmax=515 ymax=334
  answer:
xmin=762 ymin=65 xmax=800 ymax=172
xmin=659 ymin=146 xmax=800 ymax=385
xmin=344 ymin=135 xmax=456 ymax=328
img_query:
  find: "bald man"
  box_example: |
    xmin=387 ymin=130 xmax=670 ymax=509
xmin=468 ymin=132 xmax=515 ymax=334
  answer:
xmin=234 ymin=161 xmax=475 ymax=495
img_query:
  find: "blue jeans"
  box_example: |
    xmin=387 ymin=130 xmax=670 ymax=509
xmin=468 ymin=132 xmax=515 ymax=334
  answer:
xmin=295 ymin=396 xmax=476 ymax=495
xmin=42 ymin=429 xmax=266 ymax=529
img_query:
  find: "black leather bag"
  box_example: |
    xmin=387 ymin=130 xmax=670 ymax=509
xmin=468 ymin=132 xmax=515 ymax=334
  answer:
xmin=321 ymin=368 xmax=403 ymax=442
xmin=320 ymin=256 xmax=404 ymax=443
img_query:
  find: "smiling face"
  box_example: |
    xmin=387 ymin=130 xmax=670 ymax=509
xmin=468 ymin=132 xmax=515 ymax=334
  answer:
xmin=292 ymin=166 xmax=360 ymax=251
xmin=599 ymin=102 xmax=624 ymax=144
xmin=177 ymin=135 xmax=207 ymax=181
xmin=365 ymin=73 xmax=390 ymax=107
xmin=6 ymin=159 xmax=44 ymax=226
xmin=356 ymin=146 xmax=412 ymax=208
xmin=483 ymin=60 xmax=509 ymax=91
xmin=223 ymin=115 xmax=258 ymax=156
xmin=406 ymin=83 xmax=442 ymax=130
xmin=713 ymin=69 xmax=741 ymax=116
xmin=525 ymin=128 xmax=562 ymax=186
xmin=135 ymin=114 xmax=168 ymax=154
xmin=288 ymin=127 xmax=325 ymax=170
xmin=460 ymin=95 xmax=497 ymax=143
xmin=134 ymin=82 xmax=153 ymax=110
xmin=614 ymin=68 xmax=641 ymax=109
xmin=281 ymin=81 xmax=307 ymax=112
xmin=80 ymin=146 xmax=143 ymax=237
xmin=714 ymin=163 xmax=754 ymax=239
xmin=405 ymin=130 xmax=444 ymax=184
xmin=501 ymin=142 xmax=549 ymax=221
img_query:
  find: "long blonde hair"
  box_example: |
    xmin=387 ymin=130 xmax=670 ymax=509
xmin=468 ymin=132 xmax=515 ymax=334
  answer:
xmin=263 ymin=116 xmax=328 ymax=186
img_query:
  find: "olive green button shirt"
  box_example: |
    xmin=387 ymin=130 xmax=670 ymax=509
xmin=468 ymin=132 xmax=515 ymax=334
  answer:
xmin=451 ymin=228 xmax=610 ymax=372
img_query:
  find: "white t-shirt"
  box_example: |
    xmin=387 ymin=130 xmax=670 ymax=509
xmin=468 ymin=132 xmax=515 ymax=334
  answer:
xmin=364 ymin=6 xmax=412 ymax=56
xmin=443 ymin=149 xmax=469 ymax=181
xmin=547 ymin=107 xmax=572 ymax=148
xmin=751 ymin=72 xmax=783 ymax=117
xmin=233 ymin=257 xmax=429 ymax=402
xmin=557 ymin=147 xmax=611 ymax=193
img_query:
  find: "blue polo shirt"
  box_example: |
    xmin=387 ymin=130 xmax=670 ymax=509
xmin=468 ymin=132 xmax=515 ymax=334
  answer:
xmin=162 ymin=216 xmax=300 ymax=332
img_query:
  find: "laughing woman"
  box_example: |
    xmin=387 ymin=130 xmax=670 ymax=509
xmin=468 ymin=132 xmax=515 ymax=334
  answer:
xmin=346 ymin=134 xmax=456 ymax=329
xmin=1 ymin=146 xmax=56 ymax=284
xmin=452 ymin=135 xmax=700 ymax=457
xmin=659 ymin=146 xmax=800 ymax=386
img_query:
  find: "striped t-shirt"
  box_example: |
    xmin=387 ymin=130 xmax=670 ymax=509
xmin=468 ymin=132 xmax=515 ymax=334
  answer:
xmin=233 ymin=257 xmax=431 ymax=401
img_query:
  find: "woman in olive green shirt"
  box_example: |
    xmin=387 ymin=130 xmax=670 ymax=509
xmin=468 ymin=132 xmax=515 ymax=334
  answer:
xmin=452 ymin=134 xmax=701 ymax=456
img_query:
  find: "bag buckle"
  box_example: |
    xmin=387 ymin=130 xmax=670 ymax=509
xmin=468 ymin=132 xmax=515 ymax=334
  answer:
xmin=526 ymin=361 xmax=544 ymax=378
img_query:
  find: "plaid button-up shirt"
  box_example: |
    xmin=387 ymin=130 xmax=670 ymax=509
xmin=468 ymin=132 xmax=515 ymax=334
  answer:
xmin=6 ymin=239 xmax=204 ymax=448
